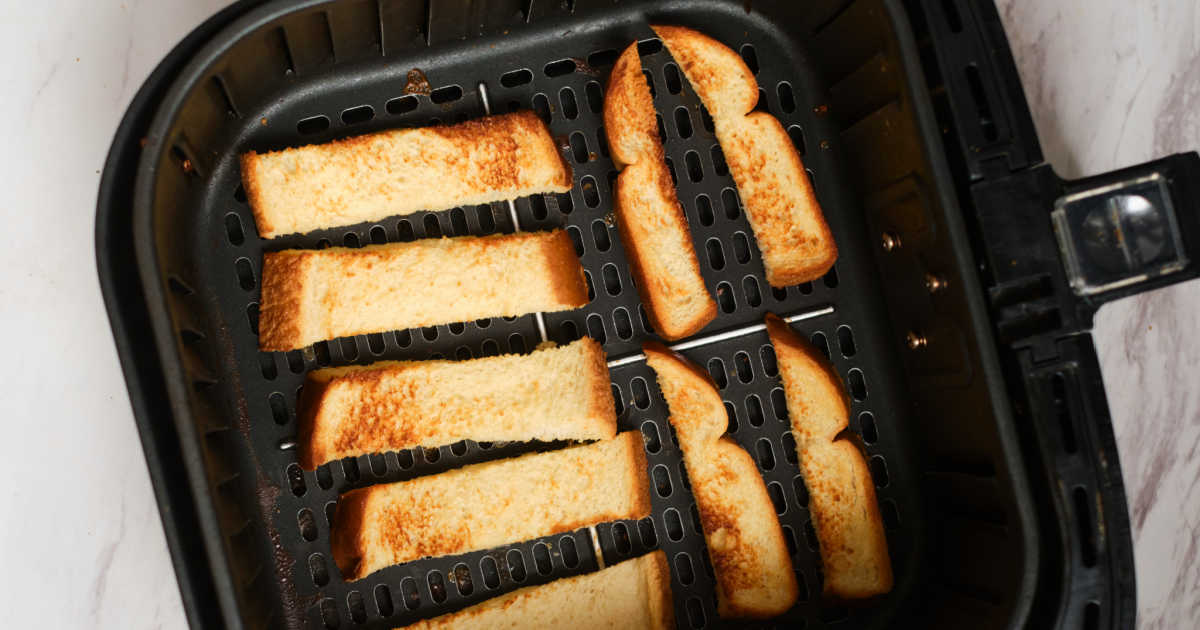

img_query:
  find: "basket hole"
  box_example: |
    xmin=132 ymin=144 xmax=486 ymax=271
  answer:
xmin=847 ymin=368 xmax=867 ymax=401
xmin=316 ymin=464 xmax=333 ymax=489
xmin=396 ymin=219 xmax=415 ymax=241
xmin=755 ymin=87 xmax=770 ymax=114
xmin=509 ymin=333 xmax=526 ymax=354
xmin=771 ymin=387 xmax=788 ymax=422
xmin=757 ymin=439 xmax=777 ymax=471
xmin=699 ymin=103 xmax=715 ymax=132
xmin=696 ymin=194 xmax=714 ymax=226
xmin=740 ymin=43 xmax=759 ymax=74
xmin=481 ymin=339 xmax=500 ymax=357
xmin=430 ymin=84 xmax=462 ymax=104
xmin=285 ymin=463 xmax=306 ymax=497
xmin=554 ymin=536 xmax=578 ymax=568
xmin=686 ymin=597 xmax=705 ymax=629
xmin=811 ymin=331 xmax=830 ymax=359
xmin=235 ymin=257 xmax=255 ymax=290
xmin=709 ymin=145 xmax=729 ymax=178
xmin=569 ymin=131 xmax=588 ymax=163
xmin=793 ymin=474 xmax=809 ymax=506
xmin=224 ymin=213 xmax=245 ymax=245
xmin=449 ymin=440 xmax=468 ymax=457
xmin=560 ymin=319 xmax=578 ymax=340
xmin=449 ymin=207 xmax=468 ymax=235
xmin=422 ymin=213 xmax=442 ymax=238
xmin=587 ymin=48 xmax=618 ymax=67
xmin=664 ymin=508 xmax=684 ymax=542
xmin=705 ymin=238 xmax=725 ymax=271
xmin=374 ymin=584 xmax=394 ymax=617
xmin=481 ymin=556 xmax=500 ymax=589
xmin=476 ymin=205 xmax=497 ymax=232
xmin=506 ymin=549 xmax=527 ymax=582
xmin=869 ymin=455 xmax=890 ymax=487
xmin=707 ymin=358 xmax=728 ymax=389
xmin=500 ymin=68 xmax=533 ymax=87
xmin=297 ymin=115 xmax=330 ymax=135
xmin=716 ymin=281 xmax=736 ymax=313
xmin=584 ymin=270 xmax=595 ymax=301
xmin=613 ymin=384 xmax=625 ymax=417
xmin=721 ymin=188 xmax=740 ymax=219
xmin=532 ymin=93 xmax=551 ymax=123
xmin=585 ymin=81 xmax=603 ymax=113
xmin=613 ymin=307 xmax=634 ymax=340
xmin=638 ymin=517 xmax=657 ymax=547
xmin=782 ymin=431 xmax=798 ymax=465
xmin=771 ymin=286 xmax=788 ymax=303
xmin=785 ymin=124 xmax=807 ymax=157
xmin=448 ymin=322 xmax=466 ymax=335
xmin=965 ymin=64 xmax=999 ymax=142
xmin=386 ymin=95 xmax=418 ymax=115
xmin=427 ymin=570 xmax=447 ymax=603
xmin=532 ymin=542 xmax=553 ymax=575
xmin=638 ymin=304 xmax=655 ymax=334
xmin=341 ymin=104 xmax=374 ymax=125
xmin=319 ymin=598 xmax=338 ymax=628
xmin=452 ymin=563 xmax=474 ymax=596
xmin=234 ymin=184 xmax=246 ymax=203
xmin=674 ymin=106 xmax=693 ymax=139
xmin=782 ymin=525 xmax=798 ymax=557
xmin=675 ymin=554 xmax=695 ymax=586
xmin=602 ymin=263 xmax=622 ymax=296
xmin=882 ymin=499 xmax=902 ymax=530
xmin=422 ymin=326 xmax=438 ymax=342
xmin=400 ymin=577 xmax=420 ymax=610
xmin=309 ymin=554 xmax=330 ymax=587
xmin=269 ymin=392 xmax=288 ymax=425
xmin=798 ymin=281 xmax=814 ymax=295
xmin=394 ymin=329 xmax=412 ymax=347
xmin=455 ymin=346 xmax=472 ymax=360
xmin=663 ymin=155 xmax=677 ymax=185
xmin=824 ymin=266 xmax=839 ymax=288
xmin=664 ymin=63 xmax=682 ymax=94
xmin=596 ymin=128 xmax=610 ymax=156
xmin=613 ymin=522 xmax=632 ymax=554
xmin=767 ymin=481 xmax=786 ymax=514
xmin=724 ymin=401 xmax=739 ymax=433
xmin=837 ymin=325 xmax=857 ymax=357
xmin=587 ymin=313 xmax=607 ymax=344
xmin=258 ymin=351 xmax=275 ymax=380
xmin=735 ymin=351 xmax=754 ymax=383
xmin=286 ymin=350 xmax=305 ymax=373
xmin=743 ymin=276 xmax=762 ymax=307
xmin=368 ymin=225 xmax=387 ymax=244
xmin=559 ymin=87 xmax=579 ymax=120
xmin=631 ymin=376 xmax=651 ymax=409
xmin=347 ymin=591 xmax=366 ymax=624
xmin=1073 ymin=486 xmax=1098 ymax=567
xmin=641 ymin=421 xmax=661 ymax=453
xmin=530 ymin=195 xmax=549 ymax=220
xmin=746 ymin=394 xmax=765 ymax=426
xmin=653 ymin=464 xmax=673 ymax=498
xmin=804 ymin=519 xmax=819 ymax=550
xmin=777 ymin=82 xmax=796 ymax=113
xmin=655 ymin=113 xmax=667 ymax=144
xmin=544 ymin=58 xmax=576 ymax=77
xmin=685 ymin=151 xmax=703 ymax=182
xmin=637 ymin=37 xmax=663 ymax=56
xmin=554 ymin=191 xmax=574 ymax=215
xmin=860 ymin=411 xmax=879 ymax=443
xmin=760 ymin=344 xmax=778 ymax=377
xmin=341 ymin=457 xmax=361 ymax=484
xmin=731 ymin=232 xmax=752 ymax=265
xmin=581 ymin=176 xmax=600 ymax=208
xmin=591 ymin=218 xmax=610 ymax=250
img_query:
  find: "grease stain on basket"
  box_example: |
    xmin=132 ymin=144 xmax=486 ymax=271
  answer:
xmin=404 ymin=69 xmax=432 ymax=96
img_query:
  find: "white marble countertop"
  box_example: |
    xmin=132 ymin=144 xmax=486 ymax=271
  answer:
xmin=0 ymin=1 xmax=1194 ymax=628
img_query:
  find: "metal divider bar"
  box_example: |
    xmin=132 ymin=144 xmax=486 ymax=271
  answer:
xmin=606 ymin=305 xmax=835 ymax=369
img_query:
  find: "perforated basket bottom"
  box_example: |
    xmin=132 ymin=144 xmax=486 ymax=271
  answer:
xmin=169 ymin=4 xmax=923 ymax=628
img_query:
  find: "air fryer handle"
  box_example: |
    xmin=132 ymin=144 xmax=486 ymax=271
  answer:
xmin=1051 ymin=152 xmax=1200 ymax=306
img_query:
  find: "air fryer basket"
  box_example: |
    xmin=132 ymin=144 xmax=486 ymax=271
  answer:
xmin=96 ymin=0 xmax=1200 ymax=628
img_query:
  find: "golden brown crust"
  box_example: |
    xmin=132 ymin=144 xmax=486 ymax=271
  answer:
xmin=643 ymin=343 xmax=799 ymax=617
xmin=258 ymin=251 xmax=309 ymax=352
xmin=295 ymin=374 xmax=335 ymax=470
xmin=238 ymin=151 xmax=273 ymax=238
xmin=764 ymin=314 xmax=893 ymax=599
xmin=606 ymin=42 xmax=716 ymax=340
xmin=653 ymin=25 xmax=837 ymax=287
xmin=644 ymin=550 xmax=676 ymax=630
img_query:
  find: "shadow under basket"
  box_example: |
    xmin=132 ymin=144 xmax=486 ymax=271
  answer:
xmin=97 ymin=0 xmax=1200 ymax=628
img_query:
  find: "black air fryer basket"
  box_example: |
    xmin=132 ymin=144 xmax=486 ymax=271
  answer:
xmin=96 ymin=1 xmax=1200 ymax=628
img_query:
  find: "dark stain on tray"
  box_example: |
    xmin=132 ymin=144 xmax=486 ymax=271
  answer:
xmin=403 ymin=68 xmax=432 ymax=96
